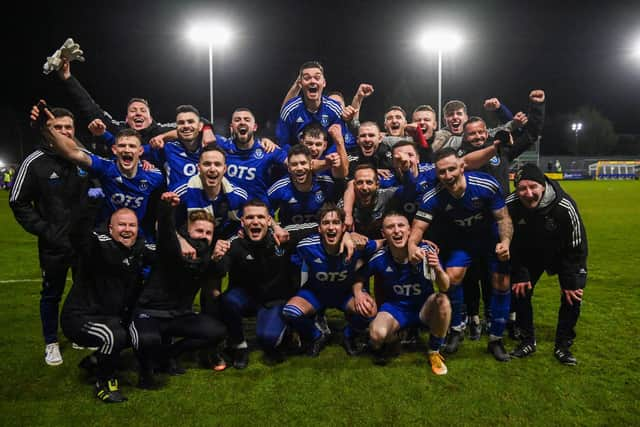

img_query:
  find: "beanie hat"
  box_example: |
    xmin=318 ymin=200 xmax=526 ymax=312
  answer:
xmin=514 ymin=163 xmax=546 ymax=186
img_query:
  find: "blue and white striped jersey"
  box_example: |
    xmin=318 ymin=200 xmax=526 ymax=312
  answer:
xmin=415 ymin=171 xmax=505 ymax=242
xmin=87 ymin=153 xmax=163 ymax=222
xmin=292 ymin=235 xmax=376 ymax=293
xmin=267 ymin=175 xmax=337 ymax=226
xmin=147 ymin=140 xmax=201 ymax=197
xmin=276 ymin=95 xmax=356 ymax=150
xmin=220 ymin=138 xmax=288 ymax=204
xmin=357 ymin=244 xmax=435 ymax=309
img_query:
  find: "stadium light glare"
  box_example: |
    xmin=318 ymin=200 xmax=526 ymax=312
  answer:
xmin=418 ymin=28 xmax=464 ymax=128
xmin=419 ymin=28 xmax=464 ymax=53
xmin=187 ymin=23 xmax=232 ymax=48
xmin=0 ymin=159 xmax=5 ymax=169
xmin=187 ymin=21 xmax=234 ymax=122
xmin=571 ymin=122 xmax=583 ymax=154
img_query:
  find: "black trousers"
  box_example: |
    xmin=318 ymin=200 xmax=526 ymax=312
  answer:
xmin=199 ymin=276 xmax=223 ymax=319
xmin=130 ymin=312 xmax=227 ymax=369
xmin=512 ymin=266 xmax=583 ymax=348
xmin=61 ymin=314 xmax=129 ymax=380
xmin=462 ymin=257 xmax=492 ymax=319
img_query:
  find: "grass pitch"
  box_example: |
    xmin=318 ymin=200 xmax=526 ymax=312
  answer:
xmin=1 ymin=181 xmax=638 ymax=426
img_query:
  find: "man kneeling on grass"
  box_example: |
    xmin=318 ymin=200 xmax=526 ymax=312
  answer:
xmin=214 ymin=200 xmax=316 ymax=368
xmin=354 ymin=211 xmax=451 ymax=374
xmin=282 ymin=203 xmax=379 ymax=357
xmin=61 ymin=208 xmax=154 ymax=403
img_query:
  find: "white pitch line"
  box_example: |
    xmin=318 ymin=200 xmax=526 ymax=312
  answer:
xmin=0 ymin=279 xmax=42 ymax=283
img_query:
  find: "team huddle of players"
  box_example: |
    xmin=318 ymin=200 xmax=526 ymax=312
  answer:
xmin=11 ymin=57 xmax=589 ymax=404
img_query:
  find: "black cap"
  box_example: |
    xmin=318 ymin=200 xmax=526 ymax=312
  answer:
xmin=514 ymin=163 xmax=546 ymax=186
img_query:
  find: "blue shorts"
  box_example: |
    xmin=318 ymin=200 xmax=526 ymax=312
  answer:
xmin=297 ymin=287 xmax=353 ymax=313
xmin=380 ymin=302 xmax=423 ymax=330
xmin=444 ymin=248 xmax=509 ymax=274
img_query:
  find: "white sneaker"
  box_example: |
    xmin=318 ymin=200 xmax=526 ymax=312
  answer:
xmin=45 ymin=342 xmax=63 ymax=366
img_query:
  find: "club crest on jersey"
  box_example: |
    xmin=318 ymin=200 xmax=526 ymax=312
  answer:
xmin=315 ymin=191 xmax=325 ymax=203
xmin=457 ymin=149 xmax=465 ymax=157
xmin=544 ymin=216 xmax=557 ymax=231
xmin=139 ymin=180 xmax=149 ymax=191
xmin=321 ymin=114 xmax=329 ymax=127
xmin=471 ymin=197 xmax=483 ymax=209
xmin=489 ymin=155 xmax=500 ymax=166
xmin=275 ymin=246 xmax=285 ymax=256
xmin=254 ymin=148 xmax=264 ymax=159
xmin=77 ymin=166 xmax=88 ymax=177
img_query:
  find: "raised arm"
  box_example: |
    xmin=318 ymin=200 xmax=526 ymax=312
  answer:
xmin=392 ymin=152 xmax=418 ymax=202
xmin=56 ymin=58 xmax=121 ymax=131
xmin=349 ymin=83 xmax=374 ymax=127
xmin=327 ymin=124 xmax=349 ymax=178
xmin=37 ymin=105 xmax=92 ymax=169
xmin=281 ymin=76 xmax=301 ymax=109
xmin=157 ymin=192 xmax=183 ymax=259
xmin=484 ymin=97 xmax=514 ymax=125
xmin=526 ymin=90 xmax=546 ymax=135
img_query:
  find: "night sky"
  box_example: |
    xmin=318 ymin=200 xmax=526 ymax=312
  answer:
xmin=5 ymin=0 xmax=640 ymax=163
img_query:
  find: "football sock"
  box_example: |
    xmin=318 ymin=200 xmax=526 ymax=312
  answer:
xmin=447 ymin=283 xmax=464 ymax=330
xmin=489 ymin=288 xmax=511 ymax=338
xmin=428 ymin=334 xmax=445 ymax=352
xmin=282 ymin=305 xmax=321 ymax=340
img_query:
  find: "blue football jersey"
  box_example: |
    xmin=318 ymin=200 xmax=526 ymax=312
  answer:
xmin=267 ymin=175 xmax=337 ymax=226
xmin=222 ymin=138 xmax=288 ymax=203
xmin=379 ymin=163 xmax=437 ymax=193
xmin=147 ymin=140 xmax=201 ymax=197
xmin=415 ymin=171 xmax=505 ymax=244
xmin=183 ymin=175 xmax=248 ymax=239
xmin=292 ymin=235 xmax=376 ymax=293
xmin=375 ymin=166 xmax=433 ymax=220
xmin=357 ymin=245 xmax=434 ymax=309
xmin=276 ymin=96 xmax=356 ymax=150
xmin=87 ymin=153 xmax=163 ymax=222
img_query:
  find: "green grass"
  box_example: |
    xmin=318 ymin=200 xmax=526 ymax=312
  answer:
xmin=1 ymin=181 xmax=639 ymax=426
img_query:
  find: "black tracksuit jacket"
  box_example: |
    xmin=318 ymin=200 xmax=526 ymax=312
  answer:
xmin=506 ymin=178 xmax=588 ymax=290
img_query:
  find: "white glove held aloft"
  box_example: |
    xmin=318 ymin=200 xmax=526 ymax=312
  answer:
xmin=43 ymin=38 xmax=85 ymax=75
